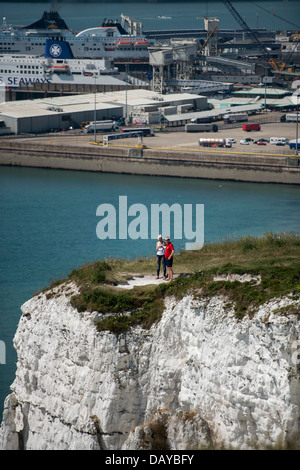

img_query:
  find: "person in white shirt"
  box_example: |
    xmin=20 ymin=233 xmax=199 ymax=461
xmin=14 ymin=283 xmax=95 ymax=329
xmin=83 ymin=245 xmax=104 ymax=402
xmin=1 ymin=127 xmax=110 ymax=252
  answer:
xmin=156 ymin=235 xmax=167 ymax=279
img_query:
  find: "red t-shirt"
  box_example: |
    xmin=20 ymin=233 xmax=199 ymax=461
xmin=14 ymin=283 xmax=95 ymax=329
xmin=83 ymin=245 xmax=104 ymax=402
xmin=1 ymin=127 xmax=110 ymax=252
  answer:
xmin=165 ymin=242 xmax=174 ymax=258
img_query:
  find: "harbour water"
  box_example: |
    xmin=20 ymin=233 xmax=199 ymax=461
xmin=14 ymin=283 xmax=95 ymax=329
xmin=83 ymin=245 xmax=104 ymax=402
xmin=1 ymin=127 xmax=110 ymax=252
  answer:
xmin=1 ymin=165 xmax=300 ymax=417
xmin=1 ymin=0 xmax=299 ymax=33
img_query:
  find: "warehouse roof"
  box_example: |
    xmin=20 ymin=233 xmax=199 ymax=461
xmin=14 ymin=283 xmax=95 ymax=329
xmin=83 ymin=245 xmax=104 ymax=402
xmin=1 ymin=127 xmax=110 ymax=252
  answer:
xmin=232 ymin=87 xmax=292 ymax=97
xmin=0 ymin=89 xmax=206 ymax=119
xmin=0 ymin=98 xmax=122 ymax=119
xmin=164 ymin=103 xmax=263 ymax=123
xmin=259 ymin=96 xmax=297 ymax=108
xmin=226 ymin=104 xmax=263 ymax=113
xmin=208 ymin=97 xmax=260 ymax=108
xmin=164 ymin=109 xmax=225 ymax=122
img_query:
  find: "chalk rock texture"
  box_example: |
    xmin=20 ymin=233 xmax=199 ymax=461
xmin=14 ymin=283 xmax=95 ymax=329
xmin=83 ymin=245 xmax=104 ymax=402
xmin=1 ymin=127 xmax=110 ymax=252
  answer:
xmin=0 ymin=281 xmax=299 ymax=450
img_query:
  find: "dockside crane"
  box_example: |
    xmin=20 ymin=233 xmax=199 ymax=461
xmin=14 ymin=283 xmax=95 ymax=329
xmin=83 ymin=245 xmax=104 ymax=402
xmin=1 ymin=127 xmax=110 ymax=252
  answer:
xmin=221 ymin=1 xmax=271 ymax=55
xmin=279 ymin=37 xmax=300 ymax=71
xmin=221 ymin=0 xmax=284 ymax=71
xmin=197 ymin=24 xmax=218 ymax=55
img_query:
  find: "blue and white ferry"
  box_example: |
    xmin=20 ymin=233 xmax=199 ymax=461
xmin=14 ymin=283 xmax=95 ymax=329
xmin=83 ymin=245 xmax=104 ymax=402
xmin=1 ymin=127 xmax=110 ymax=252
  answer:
xmin=0 ymin=11 xmax=153 ymax=60
xmin=0 ymin=38 xmax=146 ymax=89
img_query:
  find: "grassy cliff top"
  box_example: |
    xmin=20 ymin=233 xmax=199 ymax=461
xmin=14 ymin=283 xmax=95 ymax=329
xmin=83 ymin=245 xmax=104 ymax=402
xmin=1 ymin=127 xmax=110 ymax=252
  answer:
xmin=47 ymin=233 xmax=300 ymax=334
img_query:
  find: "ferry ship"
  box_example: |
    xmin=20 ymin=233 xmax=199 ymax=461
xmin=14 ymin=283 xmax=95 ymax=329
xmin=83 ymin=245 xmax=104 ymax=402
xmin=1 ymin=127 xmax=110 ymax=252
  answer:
xmin=0 ymin=11 xmax=154 ymax=61
xmin=0 ymin=39 xmax=147 ymax=89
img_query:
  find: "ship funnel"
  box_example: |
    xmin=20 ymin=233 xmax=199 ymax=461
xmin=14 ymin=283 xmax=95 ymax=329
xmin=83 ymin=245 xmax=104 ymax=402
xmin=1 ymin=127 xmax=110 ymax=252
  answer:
xmin=45 ymin=39 xmax=74 ymax=59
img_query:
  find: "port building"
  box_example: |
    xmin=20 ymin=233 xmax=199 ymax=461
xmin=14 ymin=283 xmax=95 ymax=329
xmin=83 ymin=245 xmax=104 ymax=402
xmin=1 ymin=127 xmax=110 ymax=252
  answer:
xmin=0 ymin=89 xmax=209 ymax=134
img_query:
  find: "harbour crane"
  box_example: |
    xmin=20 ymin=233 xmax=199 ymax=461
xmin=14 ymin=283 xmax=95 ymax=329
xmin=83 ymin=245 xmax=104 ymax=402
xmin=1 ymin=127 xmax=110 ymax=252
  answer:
xmin=221 ymin=0 xmax=292 ymax=72
xmin=221 ymin=0 xmax=271 ymax=57
xmin=279 ymin=37 xmax=300 ymax=71
xmin=197 ymin=24 xmax=218 ymax=55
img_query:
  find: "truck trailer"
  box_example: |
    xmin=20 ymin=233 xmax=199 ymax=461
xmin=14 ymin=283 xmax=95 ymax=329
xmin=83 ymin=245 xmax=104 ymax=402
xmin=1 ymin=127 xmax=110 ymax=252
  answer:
xmin=285 ymin=114 xmax=300 ymax=122
xmin=289 ymin=139 xmax=300 ymax=149
xmin=185 ymin=123 xmax=218 ymax=132
xmin=242 ymin=123 xmax=261 ymax=131
xmin=84 ymin=120 xmax=118 ymax=133
xmin=121 ymin=127 xmax=155 ymax=136
xmin=199 ymin=138 xmax=232 ymax=148
xmin=191 ymin=117 xmax=212 ymax=124
xmin=224 ymin=113 xmax=248 ymax=124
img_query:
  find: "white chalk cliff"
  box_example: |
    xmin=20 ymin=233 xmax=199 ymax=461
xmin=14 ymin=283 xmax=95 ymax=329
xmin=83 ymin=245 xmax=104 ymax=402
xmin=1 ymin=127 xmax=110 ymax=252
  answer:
xmin=0 ymin=280 xmax=300 ymax=450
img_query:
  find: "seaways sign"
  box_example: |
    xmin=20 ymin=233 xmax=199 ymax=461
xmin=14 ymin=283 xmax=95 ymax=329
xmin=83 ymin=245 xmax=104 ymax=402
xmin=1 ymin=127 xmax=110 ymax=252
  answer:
xmin=0 ymin=76 xmax=52 ymax=88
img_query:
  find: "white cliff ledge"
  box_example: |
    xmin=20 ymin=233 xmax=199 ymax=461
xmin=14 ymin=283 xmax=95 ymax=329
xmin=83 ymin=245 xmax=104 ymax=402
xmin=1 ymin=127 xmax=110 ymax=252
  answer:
xmin=0 ymin=278 xmax=299 ymax=450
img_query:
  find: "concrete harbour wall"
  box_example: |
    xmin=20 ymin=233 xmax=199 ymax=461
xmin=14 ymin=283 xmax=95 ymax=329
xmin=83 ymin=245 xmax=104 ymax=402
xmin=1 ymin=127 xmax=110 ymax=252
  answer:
xmin=0 ymin=141 xmax=299 ymax=185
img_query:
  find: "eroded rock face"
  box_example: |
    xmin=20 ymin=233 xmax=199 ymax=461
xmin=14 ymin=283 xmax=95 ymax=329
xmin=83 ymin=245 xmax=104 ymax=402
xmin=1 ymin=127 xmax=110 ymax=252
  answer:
xmin=0 ymin=281 xmax=299 ymax=450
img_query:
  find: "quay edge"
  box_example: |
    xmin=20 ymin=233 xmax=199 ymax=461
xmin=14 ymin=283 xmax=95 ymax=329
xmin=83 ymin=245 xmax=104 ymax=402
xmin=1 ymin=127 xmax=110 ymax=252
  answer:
xmin=0 ymin=139 xmax=299 ymax=185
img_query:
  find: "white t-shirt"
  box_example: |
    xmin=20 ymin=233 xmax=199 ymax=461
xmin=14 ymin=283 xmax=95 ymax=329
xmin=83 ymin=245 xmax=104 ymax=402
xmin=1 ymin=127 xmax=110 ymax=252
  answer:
xmin=157 ymin=242 xmax=165 ymax=255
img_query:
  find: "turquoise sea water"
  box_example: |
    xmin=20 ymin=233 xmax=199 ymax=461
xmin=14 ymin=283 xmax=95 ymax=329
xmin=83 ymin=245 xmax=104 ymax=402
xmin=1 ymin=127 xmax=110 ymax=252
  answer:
xmin=1 ymin=0 xmax=299 ymax=32
xmin=0 ymin=166 xmax=300 ymax=417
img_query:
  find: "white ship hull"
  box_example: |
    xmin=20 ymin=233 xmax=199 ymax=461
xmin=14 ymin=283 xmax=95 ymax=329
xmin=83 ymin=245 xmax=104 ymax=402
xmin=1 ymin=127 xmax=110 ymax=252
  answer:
xmin=0 ymin=55 xmax=134 ymax=89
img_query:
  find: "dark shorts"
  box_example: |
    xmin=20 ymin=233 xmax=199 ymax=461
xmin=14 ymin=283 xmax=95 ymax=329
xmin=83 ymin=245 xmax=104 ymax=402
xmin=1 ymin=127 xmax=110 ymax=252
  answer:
xmin=165 ymin=257 xmax=173 ymax=267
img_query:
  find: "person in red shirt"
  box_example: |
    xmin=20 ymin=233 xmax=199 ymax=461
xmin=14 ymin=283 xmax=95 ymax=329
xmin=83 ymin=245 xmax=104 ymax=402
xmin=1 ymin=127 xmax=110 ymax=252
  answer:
xmin=164 ymin=237 xmax=174 ymax=281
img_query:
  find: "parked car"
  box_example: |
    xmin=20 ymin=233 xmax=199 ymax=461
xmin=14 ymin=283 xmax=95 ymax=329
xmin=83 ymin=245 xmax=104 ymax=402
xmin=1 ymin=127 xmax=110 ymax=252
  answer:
xmin=227 ymin=138 xmax=236 ymax=143
xmin=245 ymin=138 xmax=254 ymax=142
xmin=240 ymin=139 xmax=249 ymax=145
xmin=256 ymin=141 xmax=267 ymax=145
xmin=270 ymin=137 xmax=288 ymax=145
xmin=254 ymin=138 xmax=269 ymax=144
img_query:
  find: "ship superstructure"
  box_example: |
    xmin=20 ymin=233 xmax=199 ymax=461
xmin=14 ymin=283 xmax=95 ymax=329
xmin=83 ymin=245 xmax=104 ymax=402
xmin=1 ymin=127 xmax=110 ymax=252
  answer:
xmin=0 ymin=39 xmax=147 ymax=89
xmin=0 ymin=11 xmax=153 ymax=60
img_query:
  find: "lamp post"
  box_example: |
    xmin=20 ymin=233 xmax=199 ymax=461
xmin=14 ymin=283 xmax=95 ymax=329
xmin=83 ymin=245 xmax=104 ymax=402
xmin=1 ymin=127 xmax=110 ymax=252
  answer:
xmin=94 ymin=72 xmax=98 ymax=143
xmin=296 ymin=99 xmax=299 ymax=155
xmin=125 ymin=64 xmax=129 ymax=125
xmin=260 ymin=66 xmax=268 ymax=113
xmin=264 ymin=77 xmax=267 ymax=113
xmin=125 ymin=80 xmax=128 ymax=124
xmin=292 ymin=91 xmax=300 ymax=155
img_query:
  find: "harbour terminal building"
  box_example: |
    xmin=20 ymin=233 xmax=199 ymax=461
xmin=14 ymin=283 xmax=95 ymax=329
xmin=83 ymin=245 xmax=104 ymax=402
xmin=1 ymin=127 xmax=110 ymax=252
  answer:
xmin=0 ymin=89 xmax=209 ymax=134
xmin=1 ymin=86 xmax=299 ymax=135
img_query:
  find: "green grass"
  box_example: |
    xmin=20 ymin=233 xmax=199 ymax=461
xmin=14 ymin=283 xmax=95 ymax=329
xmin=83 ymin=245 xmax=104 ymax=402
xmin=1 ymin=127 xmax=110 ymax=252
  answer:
xmin=71 ymin=285 xmax=165 ymax=334
xmin=68 ymin=260 xmax=112 ymax=285
xmin=44 ymin=232 xmax=300 ymax=333
xmin=200 ymin=264 xmax=300 ymax=319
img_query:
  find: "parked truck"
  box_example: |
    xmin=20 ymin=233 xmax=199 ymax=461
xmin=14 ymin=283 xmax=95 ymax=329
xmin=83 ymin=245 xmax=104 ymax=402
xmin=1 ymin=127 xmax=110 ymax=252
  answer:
xmin=285 ymin=114 xmax=300 ymax=122
xmin=122 ymin=127 xmax=155 ymax=137
xmin=185 ymin=123 xmax=218 ymax=132
xmin=289 ymin=139 xmax=300 ymax=149
xmin=191 ymin=117 xmax=212 ymax=124
xmin=84 ymin=120 xmax=117 ymax=133
xmin=199 ymin=138 xmax=232 ymax=148
xmin=224 ymin=113 xmax=248 ymax=124
xmin=242 ymin=123 xmax=261 ymax=131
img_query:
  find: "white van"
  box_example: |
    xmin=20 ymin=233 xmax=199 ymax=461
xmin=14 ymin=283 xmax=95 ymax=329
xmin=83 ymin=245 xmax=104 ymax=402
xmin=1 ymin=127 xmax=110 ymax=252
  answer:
xmin=269 ymin=137 xmax=288 ymax=145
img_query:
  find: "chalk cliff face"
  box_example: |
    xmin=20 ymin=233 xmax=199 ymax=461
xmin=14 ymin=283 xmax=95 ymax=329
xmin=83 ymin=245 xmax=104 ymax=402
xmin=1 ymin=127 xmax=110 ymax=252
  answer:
xmin=0 ymin=281 xmax=300 ymax=450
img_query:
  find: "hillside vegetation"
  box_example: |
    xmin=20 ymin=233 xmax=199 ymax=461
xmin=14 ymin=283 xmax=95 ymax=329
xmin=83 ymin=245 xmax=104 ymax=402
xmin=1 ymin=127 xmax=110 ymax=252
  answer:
xmin=47 ymin=233 xmax=300 ymax=334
